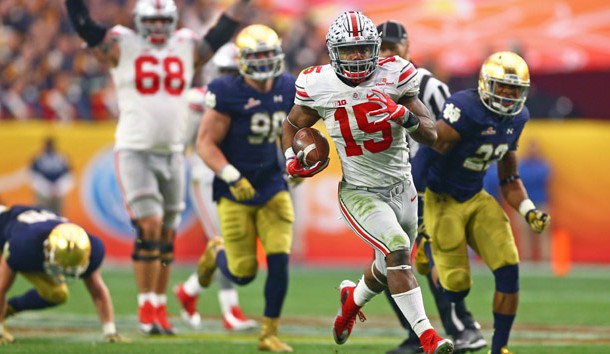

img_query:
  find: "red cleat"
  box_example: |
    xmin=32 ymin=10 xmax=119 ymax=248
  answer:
xmin=332 ymin=280 xmax=366 ymax=345
xmin=174 ymin=284 xmax=201 ymax=328
xmin=420 ymin=328 xmax=454 ymax=354
xmin=138 ymin=301 xmax=161 ymax=335
xmin=223 ymin=305 xmax=256 ymax=331
xmin=155 ymin=303 xmax=176 ymax=335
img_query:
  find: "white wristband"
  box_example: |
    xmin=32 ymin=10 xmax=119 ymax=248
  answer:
xmin=102 ymin=322 xmax=116 ymax=336
xmin=218 ymin=164 xmax=241 ymax=184
xmin=518 ymin=199 xmax=536 ymax=217
xmin=284 ymin=148 xmax=295 ymax=160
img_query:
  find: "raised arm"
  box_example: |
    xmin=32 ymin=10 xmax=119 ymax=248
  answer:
xmin=65 ymin=0 xmax=120 ymax=66
xmin=194 ymin=0 xmax=252 ymax=68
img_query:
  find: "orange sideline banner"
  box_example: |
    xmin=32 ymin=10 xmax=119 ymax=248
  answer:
xmin=0 ymin=121 xmax=205 ymax=263
xmin=1 ymin=120 xmax=609 ymax=264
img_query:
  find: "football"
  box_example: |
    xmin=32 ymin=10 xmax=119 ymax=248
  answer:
xmin=292 ymin=127 xmax=330 ymax=167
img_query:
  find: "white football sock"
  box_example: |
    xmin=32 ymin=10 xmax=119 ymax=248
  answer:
xmin=353 ymin=276 xmax=378 ymax=307
xmin=218 ymin=288 xmax=239 ymax=315
xmin=138 ymin=292 xmax=155 ymax=306
xmin=392 ymin=287 xmax=433 ymax=336
xmin=157 ymin=294 xmax=167 ymax=306
xmin=184 ymin=273 xmax=203 ymax=296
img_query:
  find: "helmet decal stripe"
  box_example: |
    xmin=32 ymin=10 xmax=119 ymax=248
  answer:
xmin=348 ymin=11 xmax=359 ymax=37
xmin=326 ymin=11 xmax=381 ymax=84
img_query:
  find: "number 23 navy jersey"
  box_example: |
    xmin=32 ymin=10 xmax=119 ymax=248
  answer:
xmin=424 ymin=89 xmax=529 ymax=202
xmin=205 ymin=73 xmax=296 ymax=205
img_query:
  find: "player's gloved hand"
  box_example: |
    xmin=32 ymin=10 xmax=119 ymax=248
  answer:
xmin=367 ymin=89 xmax=420 ymax=132
xmin=285 ymin=149 xmax=328 ymax=178
xmin=525 ymin=209 xmax=551 ymax=233
xmin=0 ymin=323 xmax=15 ymax=345
xmin=229 ymin=177 xmax=255 ymax=201
xmin=218 ymin=165 xmax=256 ymax=201
xmin=104 ymin=333 xmax=130 ymax=343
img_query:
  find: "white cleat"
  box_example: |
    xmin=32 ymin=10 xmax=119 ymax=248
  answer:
xmin=181 ymin=310 xmax=202 ymax=329
xmin=223 ymin=312 xmax=257 ymax=331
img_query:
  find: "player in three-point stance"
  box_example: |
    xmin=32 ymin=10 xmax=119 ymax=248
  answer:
xmin=0 ymin=205 xmax=128 ymax=344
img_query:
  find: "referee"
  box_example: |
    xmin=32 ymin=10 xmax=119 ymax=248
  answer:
xmin=377 ymin=20 xmax=487 ymax=354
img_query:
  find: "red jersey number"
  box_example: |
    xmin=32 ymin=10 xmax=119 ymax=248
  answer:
xmin=135 ymin=56 xmax=185 ymax=95
xmin=334 ymin=102 xmax=393 ymax=157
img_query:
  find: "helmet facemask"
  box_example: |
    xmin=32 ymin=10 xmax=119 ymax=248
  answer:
xmin=236 ymin=24 xmax=285 ymax=81
xmin=133 ymin=0 xmax=178 ymax=45
xmin=44 ymin=223 xmax=91 ymax=282
xmin=326 ymin=11 xmax=381 ymax=84
xmin=478 ymin=51 xmax=530 ymax=116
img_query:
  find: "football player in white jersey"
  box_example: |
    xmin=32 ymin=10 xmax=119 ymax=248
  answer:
xmin=376 ymin=20 xmax=486 ymax=354
xmin=174 ymin=43 xmax=256 ymax=332
xmin=65 ymin=0 xmax=252 ymax=335
xmin=281 ymin=11 xmax=454 ymax=354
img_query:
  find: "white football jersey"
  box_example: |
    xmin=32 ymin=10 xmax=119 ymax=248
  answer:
xmin=109 ymin=26 xmax=197 ymax=153
xmin=295 ymin=57 xmax=420 ymax=188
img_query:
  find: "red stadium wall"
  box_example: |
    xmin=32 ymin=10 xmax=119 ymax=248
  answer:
xmin=1 ymin=120 xmax=609 ymax=264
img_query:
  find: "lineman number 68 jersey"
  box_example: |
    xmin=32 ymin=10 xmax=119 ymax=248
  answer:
xmin=109 ymin=25 xmax=197 ymax=153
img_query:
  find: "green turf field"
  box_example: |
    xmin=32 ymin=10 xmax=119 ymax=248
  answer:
xmin=3 ymin=264 xmax=609 ymax=353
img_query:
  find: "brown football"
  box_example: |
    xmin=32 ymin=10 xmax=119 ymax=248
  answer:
xmin=292 ymin=127 xmax=330 ymax=167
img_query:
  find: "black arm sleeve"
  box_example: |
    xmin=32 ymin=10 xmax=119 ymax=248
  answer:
xmin=203 ymin=14 xmax=240 ymax=52
xmin=65 ymin=0 xmax=107 ymax=48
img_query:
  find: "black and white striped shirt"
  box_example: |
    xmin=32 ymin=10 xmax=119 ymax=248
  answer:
xmin=408 ymin=67 xmax=451 ymax=158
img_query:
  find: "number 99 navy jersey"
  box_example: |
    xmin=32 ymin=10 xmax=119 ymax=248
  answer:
xmin=426 ymin=89 xmax=529 ymax=202
xmin=204 ymin=73 xmax=296 ymax=205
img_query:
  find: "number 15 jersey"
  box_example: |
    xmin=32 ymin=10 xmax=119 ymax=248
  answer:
xmin=294 ymin=57 xmax=420 ymax=188
xmin=109 ymin=25 xmax=197 ymax=153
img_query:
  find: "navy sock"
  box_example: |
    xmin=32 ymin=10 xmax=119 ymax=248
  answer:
xmin=216 ymin=250 xmax=255 ymax=286
xmin=491 ymin=312 xmax=515 ymax=353
xmin=264 ymin=253 xmax=289 ymax=318
xmin=8 ymin=289 xmax=57 ymax=312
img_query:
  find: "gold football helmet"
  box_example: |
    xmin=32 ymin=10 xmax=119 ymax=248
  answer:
xmin=235 ymin=24 xmax=284 ymax=81
xmin=43 ymin=223 xmax=91 ymax=281
xmin=478 ymin=51 xmax=530 ymax=116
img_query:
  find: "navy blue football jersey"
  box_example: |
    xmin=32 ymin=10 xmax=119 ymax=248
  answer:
xmin=206 ymin=73 xmax=296 ymax=205
xmin=424 ymin=89 xmax=529 ymax=202
xmin=0 ymin=205 xmax=104 ymax=277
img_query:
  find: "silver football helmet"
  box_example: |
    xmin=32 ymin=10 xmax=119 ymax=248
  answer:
xmin=478 ymin=51 xmax=530 ymax=116
xmin=235 ymin=24 xmax=285 ymax=81
xmin=133 ymin=0 xmax=178 ymax=45
xmin=326 ymin=11 xmax=381 ymax=84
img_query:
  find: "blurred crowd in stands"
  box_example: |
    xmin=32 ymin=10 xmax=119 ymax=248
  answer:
xmin=0 ymin=0 xmax=602 ymax=121
xmin=0 ymin=0 xmax=329 ymax=121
